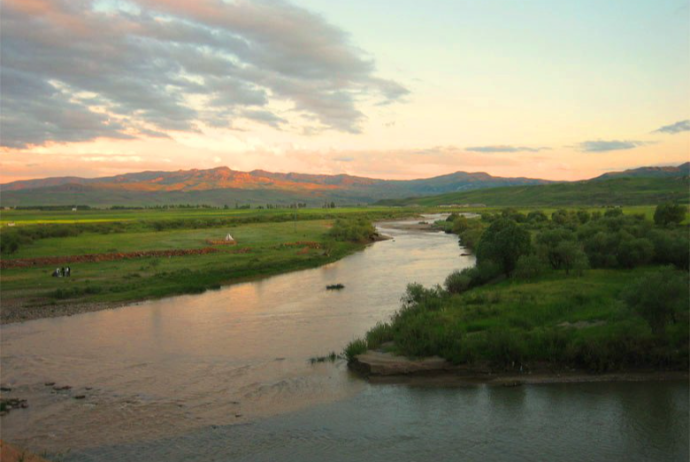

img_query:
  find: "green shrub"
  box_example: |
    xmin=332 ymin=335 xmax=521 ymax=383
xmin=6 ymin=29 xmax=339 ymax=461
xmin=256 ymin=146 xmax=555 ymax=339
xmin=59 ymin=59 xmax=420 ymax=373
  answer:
xmin=365 ymin=322 xmax=394 ymax=350
xmin=344 ymin=338 xmax=368 ymax=363
xmin=327 ymin=218 xmax=376 ymax=243
xmin=514 ymin=253 xmax=549 ymax=280
xmin=476 ymin=219 xmax=531 ymax=276
xmin=621 ymin=267 xmax=689 ymax=336
xmin=654 ymin=203 xmax=687 ymax=226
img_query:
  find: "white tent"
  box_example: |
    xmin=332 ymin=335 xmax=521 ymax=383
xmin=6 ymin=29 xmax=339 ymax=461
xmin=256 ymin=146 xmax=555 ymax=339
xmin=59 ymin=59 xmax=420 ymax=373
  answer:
xmin=225 ymin=234 xmax=235 ymax=242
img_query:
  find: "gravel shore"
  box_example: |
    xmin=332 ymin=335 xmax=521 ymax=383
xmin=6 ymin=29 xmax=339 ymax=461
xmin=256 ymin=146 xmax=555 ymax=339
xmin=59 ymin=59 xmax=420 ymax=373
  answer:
xmin=1 ymin=299 xmax=134 ymax=325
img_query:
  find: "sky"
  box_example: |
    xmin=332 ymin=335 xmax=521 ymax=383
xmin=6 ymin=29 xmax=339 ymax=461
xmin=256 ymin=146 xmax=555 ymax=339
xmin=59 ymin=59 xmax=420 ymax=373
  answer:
xmin=1 ymin=0 xmax=688 ymax=183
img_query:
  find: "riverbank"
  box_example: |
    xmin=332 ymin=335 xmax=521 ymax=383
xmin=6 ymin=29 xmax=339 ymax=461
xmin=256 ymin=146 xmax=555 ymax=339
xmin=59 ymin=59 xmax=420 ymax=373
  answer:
xmin=0 ymin=211 xmax=417 ymax=324
xmin=351 ymin=349 xmax=689 ymax=386
xmin=1 ymin=441 xmax=50 ymax=462
xmin=345 ymin=267 xmax=689 ymax=376
xmin=2 ymin=210 xmax=420 ymax=324
xmin=1 ymin=235 xmax=364 ymax=324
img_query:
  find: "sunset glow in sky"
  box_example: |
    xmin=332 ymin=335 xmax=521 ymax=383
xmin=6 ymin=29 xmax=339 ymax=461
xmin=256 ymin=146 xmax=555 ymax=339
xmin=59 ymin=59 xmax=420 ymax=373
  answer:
xmin=1 ymin=0 xmax=688 ymax=183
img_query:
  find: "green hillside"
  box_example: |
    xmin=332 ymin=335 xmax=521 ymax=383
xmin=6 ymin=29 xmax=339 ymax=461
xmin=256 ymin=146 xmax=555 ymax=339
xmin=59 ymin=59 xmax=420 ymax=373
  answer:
xmin=377 ymin=177 xmax=690 ymax=207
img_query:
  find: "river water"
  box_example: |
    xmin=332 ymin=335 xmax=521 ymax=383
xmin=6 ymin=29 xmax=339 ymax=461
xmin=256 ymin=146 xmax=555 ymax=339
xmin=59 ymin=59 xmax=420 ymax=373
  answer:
xmin=1 ymin=216 xmax=687 ymax=461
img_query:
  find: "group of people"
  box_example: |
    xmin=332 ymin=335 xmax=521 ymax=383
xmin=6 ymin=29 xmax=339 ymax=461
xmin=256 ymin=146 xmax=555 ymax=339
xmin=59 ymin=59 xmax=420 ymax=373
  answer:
xmin=52 ymin=267 xmax=72 ymax=277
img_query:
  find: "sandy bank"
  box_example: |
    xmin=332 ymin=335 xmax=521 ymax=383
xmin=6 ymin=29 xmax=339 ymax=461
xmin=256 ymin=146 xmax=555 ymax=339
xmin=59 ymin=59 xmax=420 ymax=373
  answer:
xmin=1 ymin=441 xmax=50 ymax=462
xmin=352 ymin=350 xmax=689 ymax=386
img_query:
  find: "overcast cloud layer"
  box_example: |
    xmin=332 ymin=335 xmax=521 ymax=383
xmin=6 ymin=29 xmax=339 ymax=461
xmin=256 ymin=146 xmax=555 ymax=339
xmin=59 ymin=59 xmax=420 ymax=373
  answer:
xmin=0 ymin=0 xmax=408 ymax=149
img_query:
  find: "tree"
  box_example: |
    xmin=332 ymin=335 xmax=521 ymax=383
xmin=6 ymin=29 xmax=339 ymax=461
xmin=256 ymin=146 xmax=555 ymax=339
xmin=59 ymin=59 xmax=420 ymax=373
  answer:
xmin=604 ymin=207 xmax=623 ymax=218
xmin=622 ymin=267 xmax=689 ymax=336
xmin=553 ymin=240 xmax=589 ymax=275
xmin=654 ymin=203 xmax=687 ymax=226
xmin=527 ymin=210 xmax=548 ymax=223
xmin=576 ymin=210 xmax=591 ymax=224
xmin=536 ymin=228 xmax=576 ymax=269
xmin=617 ymin=237 xmax=654 ymax=268
xmin=514 ymin=253 xmax=548 ymax=280
xmin=476 ymin=219 xmax=531 ymax=276
xmin=551 ymin=209 xmax=570 ymax=225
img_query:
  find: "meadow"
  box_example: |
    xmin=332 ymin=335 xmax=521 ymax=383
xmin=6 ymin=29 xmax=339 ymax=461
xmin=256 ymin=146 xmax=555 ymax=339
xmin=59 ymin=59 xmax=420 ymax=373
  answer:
xmin=378 ymin=177 xmax=690 ymax=207
xmin=0 ymin=207 xmax=414 ymax=322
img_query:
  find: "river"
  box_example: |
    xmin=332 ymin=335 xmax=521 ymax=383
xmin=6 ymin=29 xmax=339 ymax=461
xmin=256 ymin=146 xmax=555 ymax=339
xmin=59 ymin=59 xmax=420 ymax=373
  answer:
xmin=0 ymin=215 xmax=687 ymax=461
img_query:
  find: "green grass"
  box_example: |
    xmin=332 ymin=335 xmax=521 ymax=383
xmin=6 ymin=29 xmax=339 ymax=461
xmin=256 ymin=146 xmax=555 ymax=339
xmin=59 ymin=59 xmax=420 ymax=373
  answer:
xmin=8 ymin=221 xmax=330 ymax=258
xmin=348 ymin=267 xmax=689 ymax=372
xmin=378 ymin=177 xmax=690 ymax=207
xmin=0 ymin=210 xmax=408 ymax=319
xmin=0 ymin=206 xmax=411 ymax=226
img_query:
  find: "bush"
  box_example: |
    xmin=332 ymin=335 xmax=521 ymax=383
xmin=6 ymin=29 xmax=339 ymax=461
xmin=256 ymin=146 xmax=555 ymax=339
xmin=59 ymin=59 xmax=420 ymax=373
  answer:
xmin=476 ymin=219 xmax=531 ymax=276
xmin=650 ymin=229 xmax=690 ymax=270
xmin=553 ymin=240 xmax=589 ymax=275
xmin=365 ymin=322 xmax=394 ymax=350
xmin=654 ymin=203 xmax=687 ymax=226
xmin=621 ymin=267 xmax=689 ymax=336
xmin=537 ymin=228 xmax=576 ymax=269
xmin=514 ymin=253 xmax=549 ymax=280
xmin=327 ymin=218 xmax=376 ymax=243
xmin=604 ymin=207 xmax=624 ymax=218
xmin=444 ymin=262 xmax=502 ymax=294
xmin=444 ymin=270 xmax=473 ymax=294
xmin=344 ymin=338 xmax=368 ymax=363
xmin=451 ymin=215 xmax=470 ymax=233
xmin=527 ymin=210 xmax=548 ymax=223
xmin=617 ymin=237 xmax=654 ymax=268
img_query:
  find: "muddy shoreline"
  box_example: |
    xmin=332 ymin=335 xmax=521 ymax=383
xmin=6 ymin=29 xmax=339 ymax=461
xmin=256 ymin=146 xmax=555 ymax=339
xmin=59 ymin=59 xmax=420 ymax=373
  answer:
xmin=0 ymin=299 xmax=137 ymax=325
xmin=365 ymin=369 xmax=690 ymax=387
xmin=351 ymin=351 xmax=689 ymax=386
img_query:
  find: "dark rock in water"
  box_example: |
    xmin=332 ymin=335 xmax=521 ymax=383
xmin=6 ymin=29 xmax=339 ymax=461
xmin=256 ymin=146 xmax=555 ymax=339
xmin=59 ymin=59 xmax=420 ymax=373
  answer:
xmin=53 ymin=385 xmax=72 ymax=391
xmin=0 ymin=386 xmax=12 ymax=392
xmin=44 ymin=382 xmax=56 ymax=387
xmin=326 ymin=283 xmax=345 ymax=290
xmin=0 ymin=397 xmax=29 ymax=414
xmin=74 ymin=395 xmax=86 ymax=400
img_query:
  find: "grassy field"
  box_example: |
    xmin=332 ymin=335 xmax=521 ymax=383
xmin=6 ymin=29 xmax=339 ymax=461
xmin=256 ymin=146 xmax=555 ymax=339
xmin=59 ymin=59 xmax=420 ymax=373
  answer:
xmin=378 ymin=177 xmax=689 ymax=207
xmin=0 ymin=207 xmax=416 ymax=322
xmin=0 ymin=206 xmax=405 ymax=226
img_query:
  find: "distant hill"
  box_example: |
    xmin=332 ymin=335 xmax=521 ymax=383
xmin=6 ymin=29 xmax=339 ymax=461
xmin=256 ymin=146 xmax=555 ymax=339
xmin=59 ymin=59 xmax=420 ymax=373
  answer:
xmin=593 ymin=162 xmax=690 ymax=180
xmin=0 ymin=167 xmax=552 ymax=207
xmin=377 ymin=177 xmax=690 ymax=207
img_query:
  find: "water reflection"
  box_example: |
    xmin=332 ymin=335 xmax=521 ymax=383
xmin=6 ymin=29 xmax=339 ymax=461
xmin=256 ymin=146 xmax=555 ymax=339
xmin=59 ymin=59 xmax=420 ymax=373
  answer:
xmin=67 ymin=381 xmax=688 ymax=462
xmin=0 ymin=216 xmax=471 ymax=452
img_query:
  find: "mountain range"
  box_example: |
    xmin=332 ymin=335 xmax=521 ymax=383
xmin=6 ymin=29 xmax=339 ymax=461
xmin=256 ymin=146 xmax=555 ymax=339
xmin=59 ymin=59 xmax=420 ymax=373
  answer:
xmin=1 ymin=163 xmax=687 ymax=207
xmin=0 ymin=167 xmax=553 ymax=207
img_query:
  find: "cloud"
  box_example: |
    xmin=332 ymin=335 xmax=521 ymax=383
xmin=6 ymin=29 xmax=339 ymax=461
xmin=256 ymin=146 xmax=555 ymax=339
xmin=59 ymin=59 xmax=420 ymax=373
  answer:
xmin=333 ymin=156 xmax=355 ymax=162
xmin=653 ymin=120 xmax=690 ymax=134
xmin=465 ymin=145 xmax=550 ymax=153
xmin=0 ymin=0 xmax=408 ymax=148
xmin=576 ymin=140 xmax=649 ymax=152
